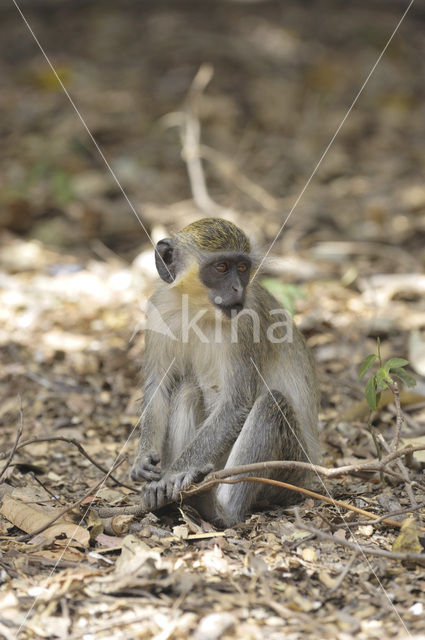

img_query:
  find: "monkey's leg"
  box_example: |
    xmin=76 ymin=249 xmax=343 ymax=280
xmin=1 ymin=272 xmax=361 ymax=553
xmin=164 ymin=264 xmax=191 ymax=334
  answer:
xmin=209 ymin=391 xmax=310 ymax=527
xmin=162 ymin=380 xmax=205 ymax=466
xmin=143 ymin=381 xmax=205 ymax=510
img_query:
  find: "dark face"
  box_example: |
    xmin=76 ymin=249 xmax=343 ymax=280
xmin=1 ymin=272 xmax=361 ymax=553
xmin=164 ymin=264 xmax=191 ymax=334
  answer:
xmin=199 ymin=253 xmax=252 ymax=317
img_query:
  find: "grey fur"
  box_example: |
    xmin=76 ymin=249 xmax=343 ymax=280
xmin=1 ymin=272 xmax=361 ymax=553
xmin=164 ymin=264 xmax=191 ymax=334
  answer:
xmin=131 ymin=223 xmax=319 ymax=526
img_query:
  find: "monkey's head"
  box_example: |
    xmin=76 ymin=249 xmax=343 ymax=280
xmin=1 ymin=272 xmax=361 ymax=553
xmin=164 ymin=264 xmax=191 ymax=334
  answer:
xmin=155 ymin=218 xmax=253 ymax=317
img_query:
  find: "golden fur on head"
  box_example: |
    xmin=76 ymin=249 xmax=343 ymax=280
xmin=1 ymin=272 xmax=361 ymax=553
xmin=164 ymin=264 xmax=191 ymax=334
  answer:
xmin=176 ymin=218 xmax=251 ymax=254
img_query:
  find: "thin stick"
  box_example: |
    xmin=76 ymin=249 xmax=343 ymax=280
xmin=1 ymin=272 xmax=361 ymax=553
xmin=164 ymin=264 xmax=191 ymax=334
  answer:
xmin=187 ymin=476 xmax=423 ymax=531
xmin=388 ymin=380 xmax=404 ymax=451
xmin=294 ymin=512 xmax=425 ymax=564
xmin=95 ymin=444 xmax=425 ymax=518
xmin=0 ymin=396 xmax=24 ymax=482
xmin=181 ymin=64 xmax=227 ymax=215
xmin=377 ymin=433 xmax=418 ymax=509
xmin=329 ymin=552 xmax=359 ymax=593
xmin=199 ymin=444 xmax=425 ymax=481
xmin=0 ymin=435 xmax=132 ymax=490
xmin=16 ymin=458 xmax=125 ymax=542
xmin=330 ymin=501 xmax=425 ymax=529
xmin=96 ymin=466 xmax=425 ymax=531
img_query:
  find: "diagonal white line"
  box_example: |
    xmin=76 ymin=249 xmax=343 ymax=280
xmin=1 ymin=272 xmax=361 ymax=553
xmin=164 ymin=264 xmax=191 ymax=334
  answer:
xmin=250 ymin=357 xmax=411 ymax=636
xmin=252 ymin=0 xmax=415 ymax=281
xmin=11 ymin=0 xmax=173 ymax=279
xmin=14 ymin=358 xmax=176 ymax=639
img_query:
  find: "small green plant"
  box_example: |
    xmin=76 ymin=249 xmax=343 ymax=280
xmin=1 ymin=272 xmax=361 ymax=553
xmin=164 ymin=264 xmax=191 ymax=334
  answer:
xmin=358 ymin=338 xmax=416 ymax=412
xmin=358 ymin=338 xmax=416 ymax=464
xmin=262 ymin=279 xmax=304 ymax=316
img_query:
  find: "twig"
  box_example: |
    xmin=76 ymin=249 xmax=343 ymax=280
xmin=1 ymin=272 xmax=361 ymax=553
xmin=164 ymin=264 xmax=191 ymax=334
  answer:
xmin=16 ymin=458 xmax=125 ymax=542
xmin=329 ymin=552 xmax=359 ymax=593
xmin=0 ymin=396 xmax=24 ymax=482
xmin=331 ymin=499 xmax=425 ymax=529
xmin=377 ymin=433 xmax=418 ymax=509
xmin=29 ymin=472 xmax=62 ymax=503
xmin=181 ymin=64 xmax=228 ymax=215
xmin=387 ymin=380 xmax=404 ymax=451
xmin=200 ymin=145 xmax=280 ymax=212
xmin=199 ymin=445 xmax=425 ymax=481
xmin=95 ymin=445 xmax=425 ymax=517
xmin=188 ymin=476 xmax=424 ymax=530
xmin=0 ymin=435 xmax=133 ymax=490
xmin=294 ymin=511 xmax=425 ymax=564
xmin=96 ymin=467 xmax=425 ymax=531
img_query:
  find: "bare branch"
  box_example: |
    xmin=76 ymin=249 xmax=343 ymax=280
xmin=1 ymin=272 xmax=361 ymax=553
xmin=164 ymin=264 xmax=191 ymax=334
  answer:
xmin=329 ymin=552 xmax=359 ymax=593
xmin=0 ymin=435 xmax=133 ymax=490
xmin=387 ymin=380 xmax=405 ymax=451
xmin=0 ymin=396 xmax=24 ymax=483
xmin=377 ymin=433 xmax=418 ymax=509
xmin=16 ymin=458 xmax=125 ymax=542
xmin=180 ymin=64 xmax=228 ymax=215
xmin=294 ymin=511 xmax=425 ymax=565
xmin=95 ymin=447 xmax=425 ymax=530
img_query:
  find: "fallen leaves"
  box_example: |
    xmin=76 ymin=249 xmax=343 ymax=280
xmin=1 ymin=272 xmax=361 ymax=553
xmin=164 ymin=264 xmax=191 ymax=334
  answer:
xmin=0 ymin=494 xmax=89 ymax=548
xmin=392 ymin=516 xmax=423 ymax=555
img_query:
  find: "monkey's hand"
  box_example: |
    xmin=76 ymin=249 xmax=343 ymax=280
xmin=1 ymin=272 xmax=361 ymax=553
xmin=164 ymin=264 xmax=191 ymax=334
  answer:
xmin=142 ymin=464 xmax=213 ymax=511
xmin=130 ymin=450 xmax=162 ymax=482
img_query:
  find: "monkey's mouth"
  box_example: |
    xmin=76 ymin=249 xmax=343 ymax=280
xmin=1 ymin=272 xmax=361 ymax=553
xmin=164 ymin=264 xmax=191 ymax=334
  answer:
xmin=218 ymin=303 xmax=244 ymax=317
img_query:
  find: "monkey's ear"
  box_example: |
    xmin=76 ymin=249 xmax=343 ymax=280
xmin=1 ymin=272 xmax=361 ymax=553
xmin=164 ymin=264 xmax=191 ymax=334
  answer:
xmin=155 ymin=238 xmax=177 ymax=283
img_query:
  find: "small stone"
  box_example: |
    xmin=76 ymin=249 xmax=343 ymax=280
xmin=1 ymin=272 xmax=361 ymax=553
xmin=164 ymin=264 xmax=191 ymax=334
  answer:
xmin=193 ymin=612 xmax=236 ymax=640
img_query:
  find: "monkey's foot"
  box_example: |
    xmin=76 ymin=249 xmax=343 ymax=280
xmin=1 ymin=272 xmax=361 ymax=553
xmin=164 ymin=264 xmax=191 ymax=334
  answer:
xmin=130 ymin=450 xmax=162 ymax=482
xmin=142 ymin=465 xmax=213 ymax=511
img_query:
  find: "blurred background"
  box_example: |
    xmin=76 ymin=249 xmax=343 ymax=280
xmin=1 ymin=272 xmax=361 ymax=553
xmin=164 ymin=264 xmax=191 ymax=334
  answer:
xmin=1 ymin=4 xmax=425 ymax=635
xmin=0 ymin=0 xmax=424 ymax=459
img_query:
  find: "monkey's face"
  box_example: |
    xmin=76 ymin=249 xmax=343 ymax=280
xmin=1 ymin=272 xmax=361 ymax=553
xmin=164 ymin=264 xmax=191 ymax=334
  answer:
xmin=199 ymin=253 xmax=251 ymax=317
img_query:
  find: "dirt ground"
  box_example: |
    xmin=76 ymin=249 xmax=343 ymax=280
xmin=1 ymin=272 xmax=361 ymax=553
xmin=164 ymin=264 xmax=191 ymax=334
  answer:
xmin=1 ymin=1 xmax=425 ymax=639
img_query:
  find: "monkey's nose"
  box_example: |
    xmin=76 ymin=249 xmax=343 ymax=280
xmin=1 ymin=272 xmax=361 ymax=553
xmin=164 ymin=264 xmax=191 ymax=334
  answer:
xmin=232 ymin=281 xmax=243 ymax=294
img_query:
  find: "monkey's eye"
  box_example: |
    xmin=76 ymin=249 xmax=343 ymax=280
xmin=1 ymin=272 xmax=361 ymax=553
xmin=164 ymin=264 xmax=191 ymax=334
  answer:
xmin=215 ymin=262 xmax=229 ymax=273
xmin=238 ymin=263 xmax=248 ymax=273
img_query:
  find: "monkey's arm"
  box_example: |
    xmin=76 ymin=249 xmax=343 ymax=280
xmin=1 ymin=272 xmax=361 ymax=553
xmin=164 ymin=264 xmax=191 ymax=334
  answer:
xmin=130 ymin=378 xmax=171 ymax=482
xmin=142 ymin=398 xmax=249 ymax=509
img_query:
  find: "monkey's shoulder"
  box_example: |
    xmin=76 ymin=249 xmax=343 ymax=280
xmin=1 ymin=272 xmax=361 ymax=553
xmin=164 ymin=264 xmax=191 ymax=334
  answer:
xmin=248 ymin=281 xmax=287 ymax=313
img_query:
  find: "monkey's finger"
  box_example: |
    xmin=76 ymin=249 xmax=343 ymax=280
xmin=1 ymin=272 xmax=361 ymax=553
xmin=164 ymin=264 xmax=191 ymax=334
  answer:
xmin=148 ymin=452 xmax=161 ymax=465
xmin=143 ymin=483 xmax=158 ymax=510
xmin=170 ymin=474 xmax=188 ymax=501
xmin=138 ymin=464 xmax=162 ymax=479
xmin=165 ymin=476 xmax=177 ymax=500
xmin=131 ymin=467 xmax=159 ymax=482
xmin=154 ymin=481 xmax=167 ymax=509
xmin=142 ymin=470 xmax=162 ymax=481
xmin=143 ymin=463 xmax=162 ymax=474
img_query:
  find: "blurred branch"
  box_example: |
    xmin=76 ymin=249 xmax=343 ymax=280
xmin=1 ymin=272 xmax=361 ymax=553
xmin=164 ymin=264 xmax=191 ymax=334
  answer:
xmin=180 ymin=64 xmax=227 ymax=215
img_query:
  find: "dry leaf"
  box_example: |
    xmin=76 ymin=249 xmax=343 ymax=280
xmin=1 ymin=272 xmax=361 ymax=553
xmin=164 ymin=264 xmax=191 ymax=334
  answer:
xmin=392 ymin=515 xmax=423 ymax=554
xmin=173 ymin=524 xmax=190 ymax=539
xmin=400 ymin=435 xmax=425 ymax=463
xmin=110 ymin=514 xmax=134 ymax=535
xmin=318 ymin=571 xmax=337 ymax=589
xmin=301 ymin=547 xmax=317 ymax=562
xmin=408 ymin=329 xmax=425 ymax=376
xmin=0 ymin=495 xmax=89 ymax=547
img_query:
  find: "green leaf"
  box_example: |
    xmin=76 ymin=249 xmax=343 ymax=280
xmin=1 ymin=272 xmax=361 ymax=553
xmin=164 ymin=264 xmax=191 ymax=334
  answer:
xmin=392 ymin=367 xmax=416 ymax=388
xmin=365 ymin=376 xmax=378 ymax=411
xmin=376 ymin=367 xmax=393 ymax=390
xmin=261 ymin=279 xmax=304 ymax=316
xmin=358 ymin=354 xmax=377 ymax=380
xmin=383 ymin=358 xmax=409 ymax=372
